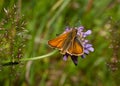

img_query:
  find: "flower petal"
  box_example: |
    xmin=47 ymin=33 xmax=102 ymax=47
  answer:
xmin=63 ymin=54 xmax=69 ymax=61
xmin=64 ymin=26 xmax=71 ymax=33
xmin=84 ymin=40 xmax=88 ymax=43
xmin=85 ymin=30 xmax=92 ymax=35
xmin=83 ymin=30 xmax=92 ymax=37
xmin=78 ymin=26 xmax=84 ymax=32
xmin=63 ymin=55 xmax=68 ymax=61
xmin=87 ymin=47 xmax=94 ymax=52
xmin=77 ymin=26 xmax=84 ymax=35
xmin=81 ymin=54 xmax=86 ymax=58
xmin=71 ymin=56 xmax=78 ymax=65
xmin=84 ymin=50 xmax=89 ymax=54
xmin=85 ymin=44 xmax=92 ymax=48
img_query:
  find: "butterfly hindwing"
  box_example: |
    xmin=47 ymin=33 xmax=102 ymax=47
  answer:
xmin=67 ymin=37 xmax=84 ymax=55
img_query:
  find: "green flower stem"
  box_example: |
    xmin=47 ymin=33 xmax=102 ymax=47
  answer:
xmin=20 ymin=50 xmax=57 ymax=62
xmin=2 ymin=50 xmax=57 ymax=65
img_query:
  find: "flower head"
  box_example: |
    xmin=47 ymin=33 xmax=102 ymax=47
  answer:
xmin=63 ymin=26 xmax=94 ymax=65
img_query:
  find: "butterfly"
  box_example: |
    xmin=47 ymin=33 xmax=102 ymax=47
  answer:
xmin=48 ymin=28 xmax=84 ymax=56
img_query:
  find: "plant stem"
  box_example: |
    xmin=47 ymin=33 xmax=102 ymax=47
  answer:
xmin=2 ymin=50 xmax=57 ymax=65
xmin=20 ymin=50 xmax=57 ymax=62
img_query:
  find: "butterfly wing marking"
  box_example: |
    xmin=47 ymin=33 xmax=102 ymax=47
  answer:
xmin=67 ymin=37 xmax=84 ymax=56
xmin=48 ymin=32 xmax=69 ymax=49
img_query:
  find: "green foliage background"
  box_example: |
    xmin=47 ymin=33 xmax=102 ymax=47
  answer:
xmin=0 ymin=0 xmax=120 ymax=86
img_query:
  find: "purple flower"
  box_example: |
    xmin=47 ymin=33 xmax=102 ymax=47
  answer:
xmin=63 ymin=53 xmax=78 ymax=65
xmin=63 ymin=26 xmax=71 ymax=33
xmin=83 ymin=30 xmax=92 ymax=37
xmin=63 ymin=26 xmax=94 ymax=65
xmin=63 ymin=53 xmax=69 ymax=61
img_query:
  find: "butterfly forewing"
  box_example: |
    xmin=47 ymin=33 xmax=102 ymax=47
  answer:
xmin=48 ymin=31 xmax=70 ymax=49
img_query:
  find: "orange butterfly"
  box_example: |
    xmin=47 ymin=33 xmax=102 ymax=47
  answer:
xmin=48 ymin=28 xmax=84 ymax=56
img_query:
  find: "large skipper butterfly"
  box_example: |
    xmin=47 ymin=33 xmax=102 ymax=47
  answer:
xmin=48 ymin=28 xmax=84 ymax=56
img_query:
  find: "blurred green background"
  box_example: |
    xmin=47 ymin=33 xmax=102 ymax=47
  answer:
xmin=0 ymin=0 xmax=120 ymax=86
